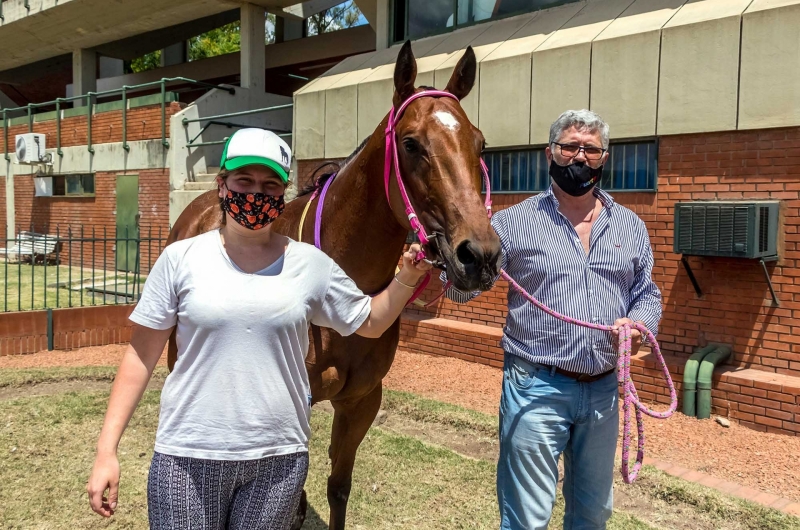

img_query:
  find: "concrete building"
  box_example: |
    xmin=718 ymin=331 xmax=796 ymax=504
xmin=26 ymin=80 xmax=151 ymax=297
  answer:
xmin=291 ymin=0 xmax=800 ymax=436
xmin=0 ymin=0 xmax=378 ymax=238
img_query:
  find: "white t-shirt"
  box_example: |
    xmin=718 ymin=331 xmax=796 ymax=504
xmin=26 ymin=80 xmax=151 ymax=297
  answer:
xmin=129 ymin=229 xmax=371 ymax=460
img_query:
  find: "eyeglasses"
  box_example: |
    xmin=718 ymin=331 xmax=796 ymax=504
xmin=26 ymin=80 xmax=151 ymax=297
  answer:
xmin=552 ymin=142 xmax=607 ymax=160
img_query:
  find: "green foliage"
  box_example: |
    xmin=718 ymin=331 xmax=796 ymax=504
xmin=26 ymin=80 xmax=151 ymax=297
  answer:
xmin=188 ymin=21 xmax=242 ymax=61
xmin=129 ymin=50 xmax=161 ymax=74
xmin=307 ymin=0 xmax=364 ymax=36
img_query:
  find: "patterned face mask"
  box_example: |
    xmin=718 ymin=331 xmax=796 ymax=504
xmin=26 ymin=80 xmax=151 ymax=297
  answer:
xmin=221 ymin=189 xmax=285 ymax=230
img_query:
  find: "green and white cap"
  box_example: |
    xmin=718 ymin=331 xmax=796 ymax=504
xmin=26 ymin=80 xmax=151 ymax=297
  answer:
xmin=221 ymin=128 xmax=292 ymax=183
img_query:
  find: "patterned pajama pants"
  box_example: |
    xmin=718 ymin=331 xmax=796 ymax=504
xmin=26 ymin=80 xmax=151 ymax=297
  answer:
xmin=147 ymin=451 xmax=309 ymax=530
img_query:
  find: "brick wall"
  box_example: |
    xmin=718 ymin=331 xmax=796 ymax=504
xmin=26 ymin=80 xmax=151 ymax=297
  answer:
xmin=0 ymin=102 xmax=184 ymax=154
xmin=298 ymin=126 xmax=800 ymax=378
xmin=11 ymin=169 xmax=170 ymax=270
xmin=400 ymin=314 xmax=800 ymax=437
xmin=0 ymin=305 xmax=135 ymax=356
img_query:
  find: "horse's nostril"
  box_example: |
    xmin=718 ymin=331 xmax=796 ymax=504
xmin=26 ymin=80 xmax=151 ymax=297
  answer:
xmin=456 ymin=240 xmax=478 ymax=266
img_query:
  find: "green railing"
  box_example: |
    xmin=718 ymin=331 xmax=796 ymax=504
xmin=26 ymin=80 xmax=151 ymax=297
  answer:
xmin=1 ymin=77 xmax=236 ymax=160
xmin=1 ymin=224 xmax=168 ymax=313
xmin=182 ymin=104 xmax=293 ymax=148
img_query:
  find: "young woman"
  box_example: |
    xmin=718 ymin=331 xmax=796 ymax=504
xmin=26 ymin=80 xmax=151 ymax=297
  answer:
xmin=87 ymin=128 xmax=431 ymax=529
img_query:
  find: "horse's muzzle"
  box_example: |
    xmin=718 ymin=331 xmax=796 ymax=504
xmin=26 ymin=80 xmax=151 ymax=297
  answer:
xmin=445 ymin=239 xmax=501 ymax=292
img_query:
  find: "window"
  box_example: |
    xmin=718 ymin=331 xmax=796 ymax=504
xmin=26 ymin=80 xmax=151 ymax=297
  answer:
xmin=395 ymin=0 xmax=579 ymax=41
xmin=52 ymin=174 xmax=95 ymax=197
xmin=483 ymin=141 xmax=657 ymax=193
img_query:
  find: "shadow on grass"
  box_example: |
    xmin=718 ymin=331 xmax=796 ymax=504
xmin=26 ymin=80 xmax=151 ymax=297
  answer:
xmin=302 ymin=503 xmax=328 ymax=529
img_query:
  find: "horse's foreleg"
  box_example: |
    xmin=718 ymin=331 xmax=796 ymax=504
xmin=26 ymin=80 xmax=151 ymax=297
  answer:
xmin=327 ymin=384 xmax=383 ymax=530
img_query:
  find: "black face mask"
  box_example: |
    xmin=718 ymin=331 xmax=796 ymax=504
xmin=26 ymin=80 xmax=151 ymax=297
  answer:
xmin=549 ymin=159 xmax=603 ymax=197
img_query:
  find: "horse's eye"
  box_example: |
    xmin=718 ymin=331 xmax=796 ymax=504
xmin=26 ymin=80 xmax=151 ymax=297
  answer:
xmin=403 ymin=139 xmax=419 ymax=154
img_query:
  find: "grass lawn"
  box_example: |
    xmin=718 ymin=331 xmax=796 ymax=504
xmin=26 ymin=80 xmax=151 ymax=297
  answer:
xmin=1 ymin=367 xmax=798 ymax=529
xmin=0 ymin=263 xmax=143 ymax=312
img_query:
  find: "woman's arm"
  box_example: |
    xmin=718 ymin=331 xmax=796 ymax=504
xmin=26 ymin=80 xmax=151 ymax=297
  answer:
xmin=355 ymin=244 xmax=431 ymax=338
xmin=87 ymin=324 xmax=173 ymax=517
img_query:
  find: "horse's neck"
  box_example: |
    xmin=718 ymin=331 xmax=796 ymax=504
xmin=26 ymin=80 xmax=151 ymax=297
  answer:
xmin=321 ymin=134 xmax=409 ymax=294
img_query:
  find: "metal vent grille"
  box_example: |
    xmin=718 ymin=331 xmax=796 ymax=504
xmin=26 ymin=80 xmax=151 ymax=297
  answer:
xmin=674 ymin=201 xmax=779 ymax=259
xmin=759 ymin=206 xmax=770 ymax=254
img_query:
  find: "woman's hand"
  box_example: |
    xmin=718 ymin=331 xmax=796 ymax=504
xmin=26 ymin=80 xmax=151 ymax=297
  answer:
xmin=87 ymin=452 xmax=120 ymax=517
xmin=398 ymin=243 xmax=433 ymax=285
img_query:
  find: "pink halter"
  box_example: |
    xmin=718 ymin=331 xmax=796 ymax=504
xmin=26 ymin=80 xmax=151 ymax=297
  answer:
xmin=384 ymin=90 xmax=493 ymax=264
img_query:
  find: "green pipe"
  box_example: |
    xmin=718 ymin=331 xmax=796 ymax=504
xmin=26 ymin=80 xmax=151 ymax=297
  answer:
xmin=2 ymin=109 xmax=8 ymax=161
xmin=122 ymin=87 xmax=129 ymax=152
xmin=682 ymin=345 xmax=716 ymax=417
xmin=161 ymin=82 xmax=169 ymax=149
xmin=56 ymin=99 xmax=63 ymax=157
xmin=87 ymin=93 xmax=95 ymax=154
xmin=697 ymin=345 xmax=731 ymax=420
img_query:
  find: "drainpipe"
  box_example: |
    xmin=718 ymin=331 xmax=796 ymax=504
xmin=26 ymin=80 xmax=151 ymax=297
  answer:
xmin=697 ymin=345 xmax=732 ymax=420
xmin=682 ymin=345 xmax=716 ymax=417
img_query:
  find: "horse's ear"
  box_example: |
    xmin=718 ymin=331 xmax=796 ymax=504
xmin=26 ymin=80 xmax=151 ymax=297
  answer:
xmin=444 ymin=46 xmax=477 ymax=100
xmin=393 ymin=40 xmax=417 ymax=107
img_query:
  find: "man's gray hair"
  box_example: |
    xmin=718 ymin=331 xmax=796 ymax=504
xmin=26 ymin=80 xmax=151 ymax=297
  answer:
xmin=549 ymin=109 xmax=610 ymax=149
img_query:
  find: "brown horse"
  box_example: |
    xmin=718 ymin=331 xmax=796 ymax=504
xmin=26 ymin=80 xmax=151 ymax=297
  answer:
xmin=166 ymin=41 xmax=501 ymax=529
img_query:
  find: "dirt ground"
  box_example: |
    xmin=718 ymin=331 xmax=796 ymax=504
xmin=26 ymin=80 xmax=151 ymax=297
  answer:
xmin=2 ymin=345 xmax=799 ymax=503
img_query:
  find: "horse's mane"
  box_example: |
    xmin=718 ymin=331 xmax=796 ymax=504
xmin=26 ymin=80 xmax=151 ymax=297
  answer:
xmin=298 ymin=136 xmax=370 ymax=197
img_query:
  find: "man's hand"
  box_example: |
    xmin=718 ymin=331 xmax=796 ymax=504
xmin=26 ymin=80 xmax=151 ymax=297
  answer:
xmin=611 ymin=318 xmax=645 ymax=355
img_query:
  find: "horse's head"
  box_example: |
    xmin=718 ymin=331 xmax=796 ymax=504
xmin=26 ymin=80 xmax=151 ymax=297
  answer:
xmin=387 ymin=41 xmax=502 ymax=292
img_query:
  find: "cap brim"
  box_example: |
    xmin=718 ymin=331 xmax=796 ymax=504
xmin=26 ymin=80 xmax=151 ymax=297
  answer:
xmin=223 ymin=156 xmax=289 ymax=183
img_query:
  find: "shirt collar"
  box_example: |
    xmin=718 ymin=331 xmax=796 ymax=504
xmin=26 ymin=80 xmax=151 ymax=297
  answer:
xmin=542 ymin=185 xmax=615 ymax=210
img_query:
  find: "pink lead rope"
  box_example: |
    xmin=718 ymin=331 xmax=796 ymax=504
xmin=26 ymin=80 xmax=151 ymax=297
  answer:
xmin=383 ymin=90 xmax=677 ymax=483
xmin=499 ymin=271 xmax=677 ymax=482
xmin=311 ymin=90 xmax=677 ymax=482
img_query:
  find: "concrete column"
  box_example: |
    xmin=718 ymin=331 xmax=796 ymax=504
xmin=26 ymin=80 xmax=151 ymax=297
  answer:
xmin=72 ymin=49 xmax=97 ymax=105
xmin=240 ymin=4 xmax=266 ymax=91
xmin=375 ymin=0 xmax=390 ymax=50
xmin=161 ymin=42 xmax=187 ymax=67
xmin=99 ymin=56 xmax=124 ymax=78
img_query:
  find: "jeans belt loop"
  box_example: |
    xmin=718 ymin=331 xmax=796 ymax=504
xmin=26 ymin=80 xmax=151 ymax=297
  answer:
xmin=549 ymin=365 xmax=557 ymax=377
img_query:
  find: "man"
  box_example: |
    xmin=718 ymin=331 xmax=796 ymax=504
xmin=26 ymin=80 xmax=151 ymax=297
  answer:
xmin=444 ymin=110 xmax=662 ymax=529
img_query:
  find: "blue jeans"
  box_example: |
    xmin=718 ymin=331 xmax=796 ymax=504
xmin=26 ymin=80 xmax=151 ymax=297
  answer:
xmin=497 ymin=355 xmax=619 ymax=530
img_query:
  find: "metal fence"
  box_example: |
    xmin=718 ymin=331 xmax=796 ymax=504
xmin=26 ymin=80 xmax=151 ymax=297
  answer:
xmin=0 ymin=225 xmax=168 ymax=312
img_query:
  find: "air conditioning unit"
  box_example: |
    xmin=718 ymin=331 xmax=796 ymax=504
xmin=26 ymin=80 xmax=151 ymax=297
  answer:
xmin=15 ymin=133 xmax=48 ymax=164
xmin=674 ymin=201 xmax=779 ymax=259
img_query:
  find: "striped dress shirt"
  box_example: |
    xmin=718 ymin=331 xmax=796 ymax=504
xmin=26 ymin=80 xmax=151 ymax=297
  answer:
xmin=444 ymin=186 xmax=662 ymax=376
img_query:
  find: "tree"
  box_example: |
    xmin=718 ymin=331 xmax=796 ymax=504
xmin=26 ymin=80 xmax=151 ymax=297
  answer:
xmin=307 ymin=0 xmax=364 ymax=36
xmin=188 ymin=22 xmax=241 ymax=61
xmin=129 ymin=51 xmax=161 ymax=74
xmin=127 ymin=14 xmax=277 ymax=73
